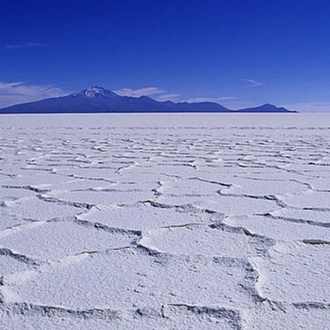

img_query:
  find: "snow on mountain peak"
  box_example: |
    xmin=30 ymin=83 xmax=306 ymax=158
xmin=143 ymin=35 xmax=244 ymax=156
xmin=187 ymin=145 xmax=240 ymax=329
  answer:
xmin=83 ymin=86 xmax=118 ymax=98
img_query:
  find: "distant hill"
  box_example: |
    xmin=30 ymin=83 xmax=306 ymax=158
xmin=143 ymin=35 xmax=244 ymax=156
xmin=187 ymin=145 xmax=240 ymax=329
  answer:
xmin=235 ymin=103 xmax=294 ymax=113
xmin=0 ymin=86 xmax=297 ymax=114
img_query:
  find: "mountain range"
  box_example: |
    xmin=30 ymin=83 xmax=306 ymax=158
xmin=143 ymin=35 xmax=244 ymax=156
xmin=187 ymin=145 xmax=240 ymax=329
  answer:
xmin=0 ymin=86 xmax=296 ymax=114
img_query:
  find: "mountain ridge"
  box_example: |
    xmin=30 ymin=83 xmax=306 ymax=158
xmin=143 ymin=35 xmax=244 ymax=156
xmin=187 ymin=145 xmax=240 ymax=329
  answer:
xmin=0 ymin=86 xmax=297 ymax=114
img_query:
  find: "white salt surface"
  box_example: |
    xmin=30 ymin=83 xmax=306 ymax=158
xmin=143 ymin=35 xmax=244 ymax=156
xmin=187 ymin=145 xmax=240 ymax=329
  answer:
xmin=6 ymin=249 xmax=254 ymax=310
xmin=138 ymin=225 xmax=249 ymax=257
xmin=77 ymin=203 xmax=207 ymax=231
xmin=0 ymin=221 xmax=135 ymax=260
xmin=253 ymin=242 xmax=330 ymax=303
xmin=1 ymin=113 xmax=330 ymax=329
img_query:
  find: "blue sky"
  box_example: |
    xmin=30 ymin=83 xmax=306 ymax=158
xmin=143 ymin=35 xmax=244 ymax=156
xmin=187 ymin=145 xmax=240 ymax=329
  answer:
xmin=1 ymin=0 xmax=330 ymax=111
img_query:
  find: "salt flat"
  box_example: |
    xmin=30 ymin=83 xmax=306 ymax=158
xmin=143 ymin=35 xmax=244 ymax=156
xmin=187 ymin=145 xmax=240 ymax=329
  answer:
xmin=0 ymin=113 xmax=330 ymax=329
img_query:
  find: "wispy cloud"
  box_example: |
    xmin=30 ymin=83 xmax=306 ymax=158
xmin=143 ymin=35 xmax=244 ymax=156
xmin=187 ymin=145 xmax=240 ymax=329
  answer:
xmin=217 ymin=96 xmax=238 ymax=101
xmin=186 ymin=97 xmax=219 ymax=103
xmin=185 ymin=96 xmax=238 ymax=103
xmin=113 ymin=86 xmax=244 ymax=108
xmin=114 ymin=87 xmax=165 ymax=97
xmin=0 ymin=81 xmax=69 ymax=108
xmin=243 ymin=79 xmax=263 ymax=87
xmin=156 ymin=93 xmax=180 ymax=101
xmin=5 ymin=42 xmax=47 ymax=50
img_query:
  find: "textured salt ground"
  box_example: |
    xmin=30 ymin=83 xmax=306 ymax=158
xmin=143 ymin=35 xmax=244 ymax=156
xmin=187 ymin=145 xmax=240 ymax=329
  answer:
xmin=284 ymin=163 xmax=330 ymax=173
xmin=237 ymin=170 xmax=318 ymax=181
xmin=3 ymin=249 xmax=255 ymax=310
xmin=132 ymin=164 xmax=201 ymax=178
xmin=282 ymin=191 xmax=330 ymax=209
xmin=219 ymin=177 xmax=309 ymax=196
xmin=224 ymin=215 xmax=330 ymax=241
xmin=0 ymin=188 xmax=36 ymax=204
xmin=156 ymin=175 xmax=309 ymax=197
xmin=170 ymin=195 xmax=280 ymax=216
xmin=1 ymin=114 xmax=330 ymax=329
xmin=1 ymin=173 xmax=76 ymax=189
xmin=54 ymin=168 xmax=122 ymax=182
xmin=0 ymin=221 xmax=135 ymax=260
xmin=0 ymin=210 xmax=25 ymax=231
xmin=2 ymin=196 xmax=81 ymax=221
xmin=308 ymin=176 xmax=330 ymax=191
xmin=253 ymin=242 xmax=330 ymax=303
xmin=2 ymin=174 xmax=113 ymax=192
xmin=116 ymin=170 xmax=181 ymax=183
xmin=138 ymin=225 xmax=248 ymax=257
xmin=0 ymin=254 xmax=35 ymax=278
xmin=152 ymin=177 xmax=231 ymax=196
xmin=269 ymin=208 xmax=330 ymax=225
xmin=245 ymin=301 xmax=330 ymax=330
xmin=0 ymin=305 xmax=241 ymax=330
xmin=77 ymin=203 xmax=207 ymax=231
xmin=43 ymin=188 xmax=155 ymax=206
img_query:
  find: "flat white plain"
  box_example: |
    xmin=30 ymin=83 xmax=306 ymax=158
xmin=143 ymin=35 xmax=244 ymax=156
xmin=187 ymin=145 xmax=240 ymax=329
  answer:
xmin=0 ymin=113 xmax=330 ymax=329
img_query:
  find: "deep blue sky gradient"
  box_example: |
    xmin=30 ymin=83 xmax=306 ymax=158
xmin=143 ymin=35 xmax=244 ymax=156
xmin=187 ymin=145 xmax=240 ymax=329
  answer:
xmin=1 ymin=0 xmax=330 ymax=111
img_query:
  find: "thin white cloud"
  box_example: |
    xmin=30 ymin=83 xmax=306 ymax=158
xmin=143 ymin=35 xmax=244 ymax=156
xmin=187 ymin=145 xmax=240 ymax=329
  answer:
xmin=114 ymin=87 xmax=165 ymax=97
xmin=217 ymin=96 xmax=238 ymax=101
xmin=185 ymin=96 xmax=238 ymax=103
xmin=219 ymin=100 xmax=255 ymax=110
xmin=5 ymin=42 xmax=47 ymax=50
xmin=243 ymin=79 xmax=263 ymax=87
xmin=186 ymin=97 xmax=219 ymax=103
xmin=156 ymin=93 xmax=180 ymax=101
xmin=113 ymin=86 xmax=243 ymax=108
xmin=0 ymin=81 xmax=69 ymax=108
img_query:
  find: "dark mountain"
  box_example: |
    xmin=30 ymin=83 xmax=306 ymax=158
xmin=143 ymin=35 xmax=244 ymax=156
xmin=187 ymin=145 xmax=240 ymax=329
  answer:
xmin=236 ymin=103 xmax=294 ymax=113
xmin=0 ymin=86 xmax=296 ymax=114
